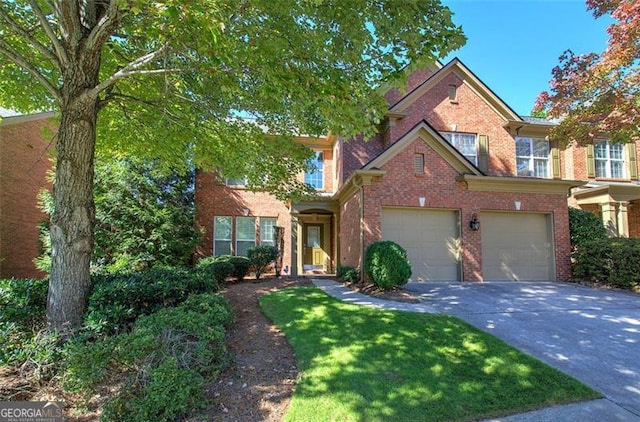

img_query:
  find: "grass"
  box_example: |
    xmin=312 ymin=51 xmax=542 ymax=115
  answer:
xmin=259 ymin=286 xmax=600 ymax=422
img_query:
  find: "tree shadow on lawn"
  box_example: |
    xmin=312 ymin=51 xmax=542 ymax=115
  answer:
xmin=260 ymin=287 xmax=600 ymax=422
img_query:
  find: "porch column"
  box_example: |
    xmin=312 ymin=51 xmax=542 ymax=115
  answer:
xmin=290 ymin=214 xmax=299 ymax=276
xmin=600 ymin=202 xmax=618 ymax=237
xmin=617 ymin=201 xmax=630 ymax=237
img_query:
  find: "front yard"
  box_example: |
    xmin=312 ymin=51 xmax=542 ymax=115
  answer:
xmin=260 ymin=286 xmax=600 ymax=422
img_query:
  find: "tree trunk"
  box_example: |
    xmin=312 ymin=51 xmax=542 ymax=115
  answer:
xmin=46 ymin=48 xmax=101 ymax=333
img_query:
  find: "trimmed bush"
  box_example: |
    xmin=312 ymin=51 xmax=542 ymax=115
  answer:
xmin=196 ymin=256 xmax=233 ymax=285
xmin=569 ymin=207 xmax=608 ymax=249
xmin=214 ymin=255 xmax=251 ymax=281
xmin=572 ymin=238 xmax=640 ymax=291
xmin=364 ymin=241 xmax=412 ymax=290
xmin=247 ymin=245 xmax=278 ymax=279
xmin=336 ymin=265 xmax=360 ymax=283
xmin=64 ymin=293 xmax=233 ymax=422
xmin=85 ymin=266 xmax=219 ymax=336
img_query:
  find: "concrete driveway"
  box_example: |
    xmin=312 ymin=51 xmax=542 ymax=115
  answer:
xmin=404 ymin=281 xmax=640 ymax=420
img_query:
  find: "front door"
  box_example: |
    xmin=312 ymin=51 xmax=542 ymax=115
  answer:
xmin=303 ymin=224 xmax=324 ymax=270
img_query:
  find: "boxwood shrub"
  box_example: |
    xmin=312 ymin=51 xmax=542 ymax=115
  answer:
xmin=196 ymin=256 xmax=234 ymax=285
xmin=214 ymin=255 xmax=251 ymax=281
xmin=364 ymin=241 xmax=412 ymax=290
xmin=247 ymin=245 xmax=278 ymax=280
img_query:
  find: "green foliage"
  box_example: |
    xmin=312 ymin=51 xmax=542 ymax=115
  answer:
xmin=247 ymin=245 xmax=278 ymax=280
xmin=0 ymin=278 xmax=48 ymax=364
xmin=196 ymin=256 xmax=233 ymax=285
xmin=85 ymin=267 xmax=217 ymax=336
xmin=336 ymin=265 xmax=360 ymax=283
xmin=64 ymin=293 xmax=233 ymax=422
xmin=364 ymin=241 xmax=412 ymax=290
xmin=568 ymin=207 xmax=608 ymax=248
xmin=572 ymin=238 xmax=640 ymax=290
xmin=214 ymin=255 xmax=251 ymax=281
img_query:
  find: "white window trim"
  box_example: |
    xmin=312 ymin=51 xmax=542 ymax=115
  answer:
xmin=305 ymin=151 xmax=324 ymax=190
xmin=225 ymin=177 xmax=248 ymax=187
xmin=441 ymin=132 xmax=477 ymax=165
xmin=235 ymin=216 xmax=256 ymax=257
xmin=260 ymin=217 xmax=278 ymax=246
xmin=595 ymin=141 xmax=626 ymax=179
xmin=515 ymin=137 xmax=550 ymax=178
xmin=213 ymin=216 xmax=232 ymax=256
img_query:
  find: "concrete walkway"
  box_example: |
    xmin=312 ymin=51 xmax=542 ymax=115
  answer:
xmin=311 ymin=279 xmax=640 ymax=421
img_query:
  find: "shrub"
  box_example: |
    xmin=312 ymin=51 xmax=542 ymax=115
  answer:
xmin=336 ymin=265 xmax=360 ymax=283
xmin=85 ymin=266 xmax=219 ymax=336
xmin=0 ymin=278 xmax=48 ymax=364
xmin=247 ymin=246 xmax=278 ymax=280
xmin=196 ymin=256 xmax=233 ymax=285
xmin=364 ymin=241 xmax=412 ymax=290
xmin=569 ymin=207 xmax=608 ymax=249
xmin=214 ymin=255 xmax=251 ymax=281
xmin=64 ymin=293 xmax=233 ymax=422
xmin=572 ymin=238 xmax=640 ymax=290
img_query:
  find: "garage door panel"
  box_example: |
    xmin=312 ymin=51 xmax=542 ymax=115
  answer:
xmin=382 ymin=208 xmax=460 ymax=281
xmin=481 ymin=212 xmax=554 ymax=281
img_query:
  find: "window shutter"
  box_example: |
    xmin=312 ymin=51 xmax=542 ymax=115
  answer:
xmin=586 ymin=144 xmax=595 ymax=178
xmin=627 ymin=143 xmax=638 ymax=180
xmin=551 ymin=142 xmax=561 ymax=179
xmin=478 ymin=135 xmax=489 ymax=173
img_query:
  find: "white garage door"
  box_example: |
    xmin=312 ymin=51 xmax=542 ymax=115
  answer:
xmin=481 ymin=212 xmax=554 ymax=281
xmin=382 ymin=208 xmax=460 ymax=281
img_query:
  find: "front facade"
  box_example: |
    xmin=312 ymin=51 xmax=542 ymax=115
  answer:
xmin=195 ymin=58 xmax=587 ymax=281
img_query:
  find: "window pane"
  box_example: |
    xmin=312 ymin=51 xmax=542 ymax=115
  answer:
xmin=236 ymin=241 xmax=254 ymax=257
xmin=533 ymin=139 xmax=549 ymax=157
xmin=214 ymin=241 xmax=231 ymax=256
xmin=236 ymin=217 xmax=256 ymax=240
xmin=595 ymin=142 xmax=608 ymax=158
xmin=611 ymin=161 xmax=624 ymax=178
xmin=595 ymin=159 xmax=608 ymax=178
xmin=214 ymin=216 xmax=232 ymax=240
xmin=305 ymin=151 xmax=324 ymax=189
xmin=534 ymin=159 xmax=548 ymax=177
xmin=517 ymin=158 xmax=531 ymax=176
xmin=226 ymin=178 xmax=247 ymax=186
xmin=516 ymin=138 xmax=531 ymax=157
xmin=260 ymin=218 xmax=277 ymax=246
xmin=610 ymin=143 xmax=624 ymax=160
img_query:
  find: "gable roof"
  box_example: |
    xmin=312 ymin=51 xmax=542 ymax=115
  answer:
xmin=362 ymin=119 xmax=483 ymax=176
xmin=388 ymin=58 xmax=522 ymax=123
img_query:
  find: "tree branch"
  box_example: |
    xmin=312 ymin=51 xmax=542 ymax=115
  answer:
xmin=0 ymin=40 xmax=60 ymax=103
xmin=54 ymin=0 xmax=81 ymax=48
xmin=86 ymin=0 xmax=121 ymax=49
xmin=0 ymin=7 xmax=58 ymax=64
xmin=86 ymin=45 xmax=173 ymax=98
xmin=29 ymin=0 xmax=68 ymax=66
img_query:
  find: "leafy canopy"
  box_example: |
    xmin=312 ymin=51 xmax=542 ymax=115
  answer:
xmin=535 ymin=0 xmax=640 ymax=147
xmin=0 ymin=0 xmax=465 ymax=198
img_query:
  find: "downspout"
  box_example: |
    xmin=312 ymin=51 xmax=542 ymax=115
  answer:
xmin=353 ymin=176 xmax=365 ymax=282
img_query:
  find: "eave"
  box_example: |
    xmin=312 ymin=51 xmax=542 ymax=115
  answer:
xmin=458 ymin=174 xmax=585 ymax=194
xmin=573 ymin=183 xmax=640 ymax=204
xmin=334 ymin=169 xmax=387 ymax=203
xmin=503 ymin=120 xmax=556 ymax=138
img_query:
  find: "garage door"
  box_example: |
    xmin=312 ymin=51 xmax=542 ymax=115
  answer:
xmin=382 ymin=208 xmax=460 ymax=281
xmin=481 ymin=212 xmax=554 ymax=281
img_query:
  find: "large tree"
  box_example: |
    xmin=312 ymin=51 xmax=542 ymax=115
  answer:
xmin=535 ymin=0 xmax=640 ymax=146
xmin=0 ymin=0 xmax=465 ymax=331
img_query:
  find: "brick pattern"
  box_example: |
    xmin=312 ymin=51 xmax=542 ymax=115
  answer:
xmin=338 ymin=191 xmax=361 ymax=268
xmin=0 ymin=116 xmax=54 ymax=279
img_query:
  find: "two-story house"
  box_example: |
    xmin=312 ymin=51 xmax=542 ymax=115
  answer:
xmin=195 ymin=58 xmax=586 ymax=281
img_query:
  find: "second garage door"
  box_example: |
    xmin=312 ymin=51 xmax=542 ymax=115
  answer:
xmin=381 ymin=208 xmax=460 ymax=281
xmin=481 ymin=212 xmax=554 ymax=281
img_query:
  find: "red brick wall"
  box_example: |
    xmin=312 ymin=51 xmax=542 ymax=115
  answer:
xmin=338 ymin=190 xmax=361 ymax=269
xmin=194 ymin=170 xmax=293 ymax=272
xmin=0 ymin=115 xmax=54 ymax=279
xmin=339 ymin=138 xmax=573 ymax=281
xmin=628 ymin=205 xmax=640 ymax=238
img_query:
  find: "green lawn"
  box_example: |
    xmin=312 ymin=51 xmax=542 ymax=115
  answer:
xmin=259 ymin=286 xmax=600 ymax=422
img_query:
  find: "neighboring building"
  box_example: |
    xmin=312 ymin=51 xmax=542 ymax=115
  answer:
xmin=195 ymin=58 xmax=588 ymax=281
xmin=0 ymin=111 xmax=55 ymax=279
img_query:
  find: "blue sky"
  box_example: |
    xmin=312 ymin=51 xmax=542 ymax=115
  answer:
xmin=441 ymin=0 xmax=613 ymax=116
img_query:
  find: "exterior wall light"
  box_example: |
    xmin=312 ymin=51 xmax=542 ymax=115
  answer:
xmin=469 ymin=213 xmax=480 ymax=231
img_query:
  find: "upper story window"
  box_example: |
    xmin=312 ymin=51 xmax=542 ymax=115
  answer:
xmin=226 ymin=177 xmax=248 ymax=187
xmin=441 ymin=132 xmax=477 ymax=164
xmin=595 ymin=141 xmax=625 ymax=179
xmin=305 ymin=151 xmax=324 ymax=189
xmin=516 ymin=137 xmax=549 ymax=178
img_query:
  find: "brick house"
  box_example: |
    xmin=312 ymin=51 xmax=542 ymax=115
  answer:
xmin=0 ymin=111 xmax=55 ymax=279
xmin=195 ymin=58 xmax=587 ymax=281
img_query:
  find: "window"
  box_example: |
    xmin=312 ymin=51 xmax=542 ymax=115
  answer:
xmin=226 ymin=177 xmax=247 ymax=187
xmin=516 ymin=137 xmax=549 ymax=177
xmin=304 ymin=151 xmax=324 ymax=189
xmin=260 ymin=217 xmax=277 ymax=246
xmin=595 ymin=141 xmax=625 ymax=179
xmin=213 ymin=216 xmax=232 ymax=256
xmin=414 ymin=153 xmax=425 ymax=174
xmin=441 ymin=132 xmax=477 ymax=164
xmin=236 ymin=217 xmax=256 ymax=257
